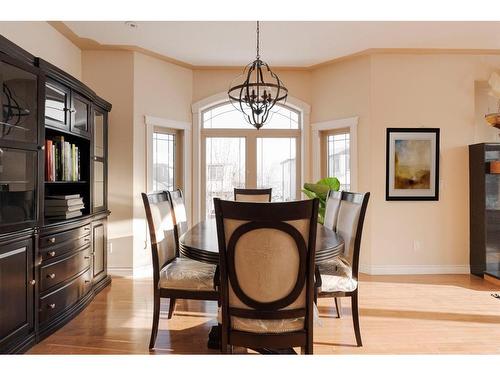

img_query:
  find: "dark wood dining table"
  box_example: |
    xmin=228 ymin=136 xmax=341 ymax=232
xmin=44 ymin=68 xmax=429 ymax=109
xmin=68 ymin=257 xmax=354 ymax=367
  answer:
xmin=179 ymin=217 xmax=345 ymax=265
xmin=178 ymin=217 xmax=345 ymax=352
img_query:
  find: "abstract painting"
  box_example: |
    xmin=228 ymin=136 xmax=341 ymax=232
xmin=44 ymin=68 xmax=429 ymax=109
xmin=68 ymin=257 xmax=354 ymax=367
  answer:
xmin=386 ymin=128 xmax=439 ymax=200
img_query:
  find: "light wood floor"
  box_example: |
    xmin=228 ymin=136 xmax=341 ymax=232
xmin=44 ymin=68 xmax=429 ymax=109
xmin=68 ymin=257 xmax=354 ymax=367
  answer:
xmin=27 ymin=273 xmax=500 ymax=354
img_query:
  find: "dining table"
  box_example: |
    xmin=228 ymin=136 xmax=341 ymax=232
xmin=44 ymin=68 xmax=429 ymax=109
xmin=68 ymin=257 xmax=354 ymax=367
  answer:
xmin=179 ymin=217 xmax=345 ymax=352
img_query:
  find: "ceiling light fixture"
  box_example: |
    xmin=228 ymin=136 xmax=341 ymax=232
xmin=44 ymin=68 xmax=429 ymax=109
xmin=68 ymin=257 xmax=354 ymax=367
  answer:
xmin=125 ymin=21 xmax=139 ymax=29
xmin=228 ymin=21 xmax=288 ymax=130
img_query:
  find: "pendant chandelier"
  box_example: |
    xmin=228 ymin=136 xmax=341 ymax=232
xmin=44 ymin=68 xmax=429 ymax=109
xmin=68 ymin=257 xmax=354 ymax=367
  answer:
xmin=228 ymin=21 xmax=288 ymax=130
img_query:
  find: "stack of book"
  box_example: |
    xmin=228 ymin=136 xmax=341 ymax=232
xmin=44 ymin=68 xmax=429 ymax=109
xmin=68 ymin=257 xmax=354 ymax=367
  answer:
xmin=45 ymin=136 xmax=81 ymax=182
xmin=45 ymin=194 xmax=85 ymax=220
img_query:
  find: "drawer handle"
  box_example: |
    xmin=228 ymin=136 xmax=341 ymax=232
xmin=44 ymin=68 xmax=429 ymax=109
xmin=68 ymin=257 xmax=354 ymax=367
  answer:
xmin=84 ymin=227 xmax=90 ymax=231
xmin=48 ymin=237 xmax=56 ymax=244
xmin=48 ymin=251 xmax=56 ymax=257
xmin=48 ymin=303 xmax=56 ymax=309
xmin=84 ymin=238 xmax=90 ymax=242
xmin=47 ymin=273 xmax=56 ymax=279
xmin=84 ymin=256 xmax=90 ymax=259
xmin=84 ymin=280 xmax=91 ymax=284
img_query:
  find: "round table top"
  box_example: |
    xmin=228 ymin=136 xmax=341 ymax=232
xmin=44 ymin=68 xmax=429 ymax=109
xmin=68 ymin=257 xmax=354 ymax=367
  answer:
xmin=179 ymin=217 xmax=344 ymax=264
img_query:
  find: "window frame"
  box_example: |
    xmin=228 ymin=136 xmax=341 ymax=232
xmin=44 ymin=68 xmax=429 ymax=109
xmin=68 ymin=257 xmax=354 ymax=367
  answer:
xmin=321 ymin=127 xmax=351 ymax=191
xmin=200 ymin=102 xmax=302 ymax=218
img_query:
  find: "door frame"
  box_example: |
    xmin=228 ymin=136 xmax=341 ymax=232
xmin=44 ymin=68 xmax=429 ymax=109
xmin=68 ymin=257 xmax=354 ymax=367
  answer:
xmin=192 ymin=92 xmax=310 ymax=224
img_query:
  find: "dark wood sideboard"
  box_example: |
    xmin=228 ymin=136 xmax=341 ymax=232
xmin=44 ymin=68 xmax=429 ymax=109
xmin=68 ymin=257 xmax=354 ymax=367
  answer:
xmin=0 ymin=35 xmax=112 ymax=353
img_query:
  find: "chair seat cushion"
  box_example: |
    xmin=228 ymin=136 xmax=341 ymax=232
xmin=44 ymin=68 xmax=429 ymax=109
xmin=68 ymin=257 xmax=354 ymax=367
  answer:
xmin=159 ymin=257 xmax=216 ymax=291
xmin=217 ymin=305 xmax=322 ymax=334
xmin=318 ymin=256 xmax=357 ymax=293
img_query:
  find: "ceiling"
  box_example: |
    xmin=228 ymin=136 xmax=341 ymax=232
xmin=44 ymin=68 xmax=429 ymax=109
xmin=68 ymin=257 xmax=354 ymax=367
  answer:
xmin=64 ymin=21 xmax=500 ymax=67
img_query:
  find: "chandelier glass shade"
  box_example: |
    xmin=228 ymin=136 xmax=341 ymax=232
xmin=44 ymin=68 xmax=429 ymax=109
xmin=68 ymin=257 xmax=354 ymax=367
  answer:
xmin=228 ymin=22 xmax=288 ymax=129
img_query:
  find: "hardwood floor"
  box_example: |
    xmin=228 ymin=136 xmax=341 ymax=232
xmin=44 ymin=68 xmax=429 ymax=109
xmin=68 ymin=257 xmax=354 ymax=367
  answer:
xmin=27 ymin=273 xmax=500 ymax=354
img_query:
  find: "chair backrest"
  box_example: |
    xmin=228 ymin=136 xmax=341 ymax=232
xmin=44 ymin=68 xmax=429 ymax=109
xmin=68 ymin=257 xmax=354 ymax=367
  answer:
xmin=141 ymin=191 xmax=177 ymax=286
xmin=167 ymin=189 xmax=188 ymax=252
xmin=214 ymin=198 xmax=319 ymax=334
xmin=336 ymin=192 xmax=370 ymax=279
xmin=234 ymin=188 xmax=272 ymax=202
xmin=323 ymin=190 xmax=342 ymax=230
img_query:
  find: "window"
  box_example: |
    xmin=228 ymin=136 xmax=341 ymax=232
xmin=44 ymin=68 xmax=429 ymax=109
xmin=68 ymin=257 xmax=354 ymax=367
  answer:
xmin=325 ymin=130 xmax=350 ymax=190
xmin=201 ymin=102 xmax=301 ymax=218
xmin=205 ymin=137 xmax=245 ymax=217
xmin=152 ymin=130 xmax=175 ymax=191
xmin=257 ymin=138 xmax=296 ymax=202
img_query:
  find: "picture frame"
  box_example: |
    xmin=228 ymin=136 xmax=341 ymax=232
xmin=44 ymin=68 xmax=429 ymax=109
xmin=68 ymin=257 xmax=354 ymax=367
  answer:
xmin=385 ymin=128 xmax=440 ymax=201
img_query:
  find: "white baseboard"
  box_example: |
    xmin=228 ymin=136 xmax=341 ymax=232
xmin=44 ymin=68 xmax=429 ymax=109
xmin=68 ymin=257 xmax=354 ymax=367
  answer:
xmin=359 ymin=264 xmax=470 ymax=275
xmin=108 ymin=267 xmax=133 ymax=278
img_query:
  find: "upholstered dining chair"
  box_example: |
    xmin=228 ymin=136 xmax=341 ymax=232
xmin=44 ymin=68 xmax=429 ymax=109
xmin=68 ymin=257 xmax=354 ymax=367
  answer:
xmin=234 ymin=188 xmax=272 ymax=202
xmin=142 ymin=191 xmax=219 ymax=350
xmin=323 ymin=190 xmax=342 ymax=231
xmin=316 ymin=191 xmax=370 ymax=347
xmin=167 ymin=189 xmax=188 ymax=253
xmin=214 ymin=198 xmax=319 ymax=354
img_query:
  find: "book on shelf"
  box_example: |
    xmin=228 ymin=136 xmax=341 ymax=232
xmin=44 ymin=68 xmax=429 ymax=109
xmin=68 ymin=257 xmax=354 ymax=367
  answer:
xmin=46 ymin=211 xmax=83 ymax=220
xmin=45 ymin=194 xmax=81 ymax=200
xmin=44 ymin=136 xmax=82 ymax=182
xmin=45 ymin=198 xmax=84 ymax=207
xmin=45 ymin=194 xmax=85 ymax=220
xmin=45 ymin=204 xmax=85 ymax=214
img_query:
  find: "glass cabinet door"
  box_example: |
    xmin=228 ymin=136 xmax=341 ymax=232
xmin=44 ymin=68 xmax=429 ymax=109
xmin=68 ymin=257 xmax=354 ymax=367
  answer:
xmin=45 ymin=81 xmax=70 ymax=130
xmin=71 ymin=93 xmax=90 ymax=136
xmin=0 ymin=147 xmax=37 ymax=231
xmin=1 ymin=59 xmax=38 ymax=145
xmin=92 ymin=108 xmax=106 ymax=212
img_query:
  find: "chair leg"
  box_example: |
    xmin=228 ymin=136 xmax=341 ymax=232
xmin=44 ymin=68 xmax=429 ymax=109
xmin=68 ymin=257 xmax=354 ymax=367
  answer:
xmin=351 ymin=291 xmax=362 ymax=347
xmin=149 ymin=292 xmax=160 ymax=350
xmin=334 ymin=297 xmax=342 ymax=318
xmin=168 ymin=298 xmax=176 ymax=319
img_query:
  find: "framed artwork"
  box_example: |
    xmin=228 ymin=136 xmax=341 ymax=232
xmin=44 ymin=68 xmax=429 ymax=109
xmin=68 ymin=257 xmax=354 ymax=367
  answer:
xmin=386 ymin=128 xmax=440 ymax=201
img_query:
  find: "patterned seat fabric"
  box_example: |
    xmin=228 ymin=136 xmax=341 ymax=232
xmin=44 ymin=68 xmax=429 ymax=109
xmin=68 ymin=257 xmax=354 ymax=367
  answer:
xmin=159 ymin=257 xmax=216 ymax=291
xmin=318 ymin=256 xmax=357 ymax=293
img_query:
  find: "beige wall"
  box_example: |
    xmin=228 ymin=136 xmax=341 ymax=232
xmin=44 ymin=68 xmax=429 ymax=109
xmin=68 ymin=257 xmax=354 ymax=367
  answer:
xmin=193 ymin=68 xmax=311 ymax=104
xmin=132 ymin=52 xmax=193 ymax=273
xmin=311 ymin=55 xmax=373 ymax=267
xmin=82 ymin=50 xmax=135 ymax=270
xmin=0 ymin=22 xmax=81 ymax=79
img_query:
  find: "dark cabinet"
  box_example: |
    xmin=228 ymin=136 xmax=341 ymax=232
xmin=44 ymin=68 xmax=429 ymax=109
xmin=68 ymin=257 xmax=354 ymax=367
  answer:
xmin=92 ymin=107 xmax=107 ymax=212
xmin=44 ymin=81 xmax=70 ymax=131
xmin=0 ymin=56 xmax=39 ymax=146
xmin=0 ymin=235 xmax=35 ymax=352
xmin=469 ymin=143 xmax=500 ymax=282
xmin=0 ymin=35 xmax=111 ymax=353
xmin=44 ymin=82 xmax=90 ymax=138
xmin=0 ymin=148 xmax=38 ymax=233
xmin=71 ymin=93 xmax=89 ymax=137
xmin=92 ymin=219 xmax=107 ymax=283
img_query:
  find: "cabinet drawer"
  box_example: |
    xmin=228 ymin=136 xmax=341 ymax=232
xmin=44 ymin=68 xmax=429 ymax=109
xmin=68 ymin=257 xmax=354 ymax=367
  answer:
xmin=40 ymin=246 xmax=92 ymax=292
xmin=39 ymin=268 xmax=92 ymax=324
xmin=41 ymin=233 xmax=91 ymax=261
xmin=40 ymin=225 xmax=91 ymax=250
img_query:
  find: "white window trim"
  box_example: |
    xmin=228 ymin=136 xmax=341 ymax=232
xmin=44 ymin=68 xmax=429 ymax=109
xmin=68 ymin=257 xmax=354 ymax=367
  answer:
xmin=145 ymin=115 xmax=192 ymax=224
xmin=311 ymin=116 xmax=358 ymax=191
xmin=192 ymin=91 xmax=311 ymax=224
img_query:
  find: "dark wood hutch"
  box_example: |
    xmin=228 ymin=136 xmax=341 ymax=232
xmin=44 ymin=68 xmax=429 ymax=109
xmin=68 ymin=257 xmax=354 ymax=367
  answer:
xmin=0 ymin=35 xmax=111 ymax=353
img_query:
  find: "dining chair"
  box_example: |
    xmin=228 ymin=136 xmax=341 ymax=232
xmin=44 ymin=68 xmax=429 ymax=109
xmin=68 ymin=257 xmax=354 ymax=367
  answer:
xmin=323 ymin=190 xmax=342 ymax=231
xmin=167 ymin=189 xmax=188 ymax=253
xmin=214 ymin=198 xmax=319 ymax=354
xmin=234 ymin=188 xmax=272 ymax=202
xmin=316 ymin=191 xmax=370 ymax=347
xmin=142 ymin=191 xmax=219 ymax=350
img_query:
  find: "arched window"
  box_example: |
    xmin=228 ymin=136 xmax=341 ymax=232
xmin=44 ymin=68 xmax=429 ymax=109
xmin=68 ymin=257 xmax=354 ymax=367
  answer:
xmin=201 ymin=102 xmax=302 ymax=217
